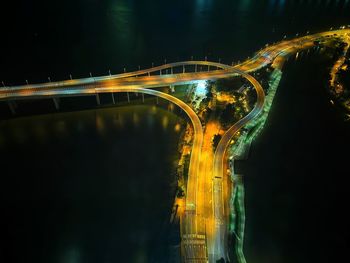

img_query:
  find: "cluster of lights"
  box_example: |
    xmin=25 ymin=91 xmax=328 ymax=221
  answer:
xmin=195 ymin=80 xmax=208 ymax=97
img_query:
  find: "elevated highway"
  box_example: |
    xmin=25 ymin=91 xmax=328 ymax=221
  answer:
xmin=0 ymin=63 xmax=260 ymax=263
xmin=1 ymin=28 xmax=349 ymax=263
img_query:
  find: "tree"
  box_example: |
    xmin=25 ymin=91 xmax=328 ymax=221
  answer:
xmin=221 ymin=103 xmax=235 ymax=124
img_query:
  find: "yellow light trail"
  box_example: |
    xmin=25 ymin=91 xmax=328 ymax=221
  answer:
xmin=1 ymin=28 xmax=349 ymax=263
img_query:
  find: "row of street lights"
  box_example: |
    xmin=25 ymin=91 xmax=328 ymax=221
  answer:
xmin=0 ymin=46 xmax=298 ymax=88
xmin=3 ymin=26 xmax=350 ymax=88
xmin=0 ymin=54 xmax=232 ymax=87
xmin=0 ymin=56 xmax=221 ymax=87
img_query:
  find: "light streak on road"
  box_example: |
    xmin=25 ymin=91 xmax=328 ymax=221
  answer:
xmin=1 ymin=28 xmax=350 ymax=263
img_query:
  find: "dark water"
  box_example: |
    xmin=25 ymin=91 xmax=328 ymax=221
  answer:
xmin=0 ymin=106 xmax=184 ymax=262
xmin=1 ymin=0 xmax=350 ymax=84
xmin=1 ymin=0 xmax=350 ymax=262
xmin=244 ymin=53 xmax=349 ymax=263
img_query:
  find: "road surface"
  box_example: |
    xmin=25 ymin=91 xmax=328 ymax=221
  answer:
xmin=1 ymin=28 xmax=349 ymax=263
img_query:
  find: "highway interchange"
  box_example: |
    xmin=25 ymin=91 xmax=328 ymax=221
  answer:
xmin=1 ymin=28 xmax=350 ymax=262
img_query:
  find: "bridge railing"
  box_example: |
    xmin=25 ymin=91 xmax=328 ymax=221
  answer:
xmin=1 ymin=61 xmax=232 ymax=92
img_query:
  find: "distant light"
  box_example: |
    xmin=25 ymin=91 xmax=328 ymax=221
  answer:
xmin=195 ymin=80 xmax=207 ymax=96
xmin=174 ymin=123 xmax=181 ymax=132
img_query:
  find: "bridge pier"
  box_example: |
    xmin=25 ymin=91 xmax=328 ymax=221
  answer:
xmin=7 ymin=101 xmax=16 ymax=115
xmin=183 ymin=65 xmax=185 ymax=73
xmin=127 ymin=92 xmax=130 ymax=103
xmin=171 ymin=67 xmax=173 ymax=74
xmin=96 ymin=93 xmax=101 ymax=105
xmin=160 ymin=69 xmax=162 ymax=75
xmin=111 ymin=93 xmax=115 ymax=104
xmin=52 ymin=97 xmax=60 ymax=110
xmin=195 ymin=64 xmax=197 ymax=72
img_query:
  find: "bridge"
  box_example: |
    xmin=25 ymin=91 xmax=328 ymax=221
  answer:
xmin=1 ymin=28 xmax=349 ymax=262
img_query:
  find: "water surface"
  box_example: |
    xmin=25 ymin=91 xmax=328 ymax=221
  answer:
xmin=1 ymin=105 xmax=184 ymax=262
xmin=0 ymin=0 xmax=349 ymax=262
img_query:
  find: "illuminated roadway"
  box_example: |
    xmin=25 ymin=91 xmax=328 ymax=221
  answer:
xmin=212 ymin=72 xmax=265 ymax=261
xmin=0 ymin=63 xmax=262 ymax=263
xmin=1 ymin=28 xmax=349 ymax=262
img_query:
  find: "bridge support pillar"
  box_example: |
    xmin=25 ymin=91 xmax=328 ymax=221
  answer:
xmin=111 ymin=93 xmax=115 ymax=104
xmin=183 ymin=65 xmax=185 ymax=73
xmin=7 ymin=101 xmax=16 ymax=115
xmin=96 ymin=93 xmax=100 ymax=105
xmin=195 ymin=64 xmax=197 ymax=72
xmin=142 ymin=93 xmax=145 ymax=103
xmin=160 ymin=69 xmax=162 ymax=75
xmin=170 ymin=85 xmax=175 ymax=93
xmin=127 ymin=92 xmax=130 ymax=103
xmin=148 ymin=72 xmax=150 ymax=76
xmin=208 ymin=65 xmax=210 ymax=72
xmin=52 ymin=97 xmax=60 ymax=110
xmin=171 ymin=67 xmax=173 ymax=74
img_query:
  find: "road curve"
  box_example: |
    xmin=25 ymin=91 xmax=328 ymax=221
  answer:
xmin=97 ymin=86 xmax=203 ymax=212
xmin=211 ymin=72 xmax=265 ymax=262
xmin=209 ymin=28 xmax=350 ymax=262
xmin=0 ymin=84 xmax=204 ymax=221
xmin=1 ymin=61 xmax=231 ymax=91
xmin=2 ymin=28 xmax=350 ymax=263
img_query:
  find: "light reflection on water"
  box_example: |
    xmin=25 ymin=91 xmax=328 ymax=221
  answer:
xmin=96 ymin=114 xmax=106 ymax=135
xmin=1 ymin=0 xmax=350 ymax=262
xmin=1 ymin=104 xmax=186 ymax=262
xmin=60 ymin=247 xmax=81 ymax=263
xmin=0 ymin=105 xmax=184 ymax=145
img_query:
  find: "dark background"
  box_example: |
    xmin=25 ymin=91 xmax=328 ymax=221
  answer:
xmin=1 ymin=0 xmax=350 ymax=84
xmin=0 ymin=0 xmax=349 ymax=262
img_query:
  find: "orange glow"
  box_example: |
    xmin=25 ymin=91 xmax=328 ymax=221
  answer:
xmin=216 ymin=92 xmax=236 ymax=103
xmin=162 ymin=116 xmax=169 ymax=129
xmin=96 ymin=114 xmax=105 ymax=134
xmin=133 ymin=112 xmax=140 ymax=125
xmin=174 ymin=123 xmax=181 ymax=132
xmin=2 ymin=28 xmax=350 ymax=262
